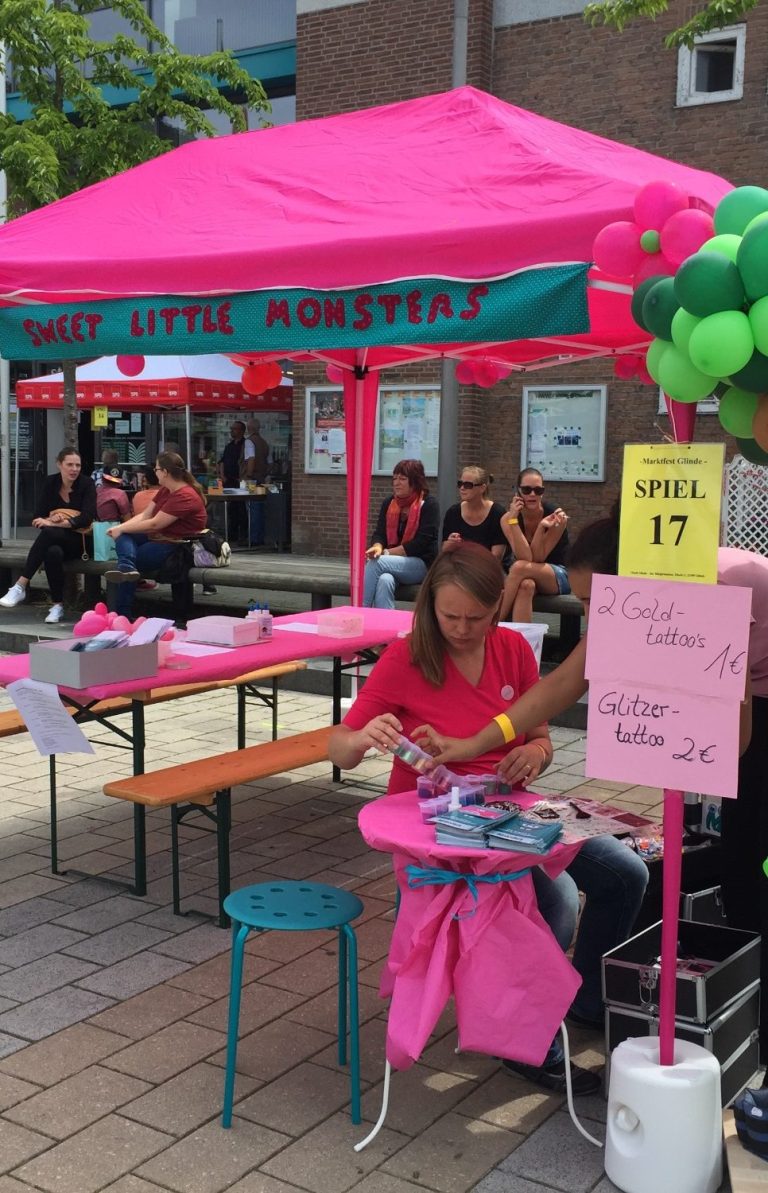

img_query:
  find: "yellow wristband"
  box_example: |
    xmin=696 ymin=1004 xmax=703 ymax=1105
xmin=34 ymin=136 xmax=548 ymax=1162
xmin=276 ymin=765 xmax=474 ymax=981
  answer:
xmin=493 ymin=713 xmax=516 ymax=743
xmin=506 ymin=518 xmax=519 ymax=526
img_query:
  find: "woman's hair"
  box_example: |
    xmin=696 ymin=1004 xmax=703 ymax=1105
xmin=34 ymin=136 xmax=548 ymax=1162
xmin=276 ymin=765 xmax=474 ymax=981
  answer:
xmin=461 ymin=465 xmax=494 ymax=491
xmin=567 ymin=499 xmax=621 ymax=576
xmin=56 ymin=448 xmax=81 ymax=464
xmin=140 ymin=466 xmax=159 ymax=488
xmin=516 ymin=466 xmax=543 ymax=488
xmin=155 ymin=452 xmax=206 ymax=503
xmin=393 ymin=458 xmax=428 ymax=496
xmin=410 ymin=542 xmax=504 ymax=686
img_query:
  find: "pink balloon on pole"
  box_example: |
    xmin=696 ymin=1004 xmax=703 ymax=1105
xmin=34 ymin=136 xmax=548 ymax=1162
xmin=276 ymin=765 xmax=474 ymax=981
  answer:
xmin=634 ymin=181 xmax=687 ymax=230
xmin=592 ymin=221 xmax=644 ymax=277
xmin=325 ymin=364 xmax=344 ymax=384
xmin=264 ymin=361 xmax=283 ymax=389
xmin=633 ymin=251 xmax=675 ymax=288
xmin=455 ymin=361 xmax=476 ymax=385
xmin=116 ymin=355 xmax=145 ymax=377
xmin=659 ymin=208 xmax=715 ymax=267
xmin=474 ymin=361 xmax=501 ymax=388
xmin=637 ymin=365 xmax=656 ymax=385
xmin=614 ymin=355 xmax=639 ymax=380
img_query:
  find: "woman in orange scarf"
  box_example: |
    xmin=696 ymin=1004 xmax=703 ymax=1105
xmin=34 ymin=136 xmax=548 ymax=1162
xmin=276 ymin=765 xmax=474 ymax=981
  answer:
xmin=363 ymin=459 xmax=440 ymax=608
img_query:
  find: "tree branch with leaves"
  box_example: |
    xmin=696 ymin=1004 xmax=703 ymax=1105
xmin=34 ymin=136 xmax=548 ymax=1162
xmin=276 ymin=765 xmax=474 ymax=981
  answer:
xmin=584 ymin=0 xmax=761 ymax=48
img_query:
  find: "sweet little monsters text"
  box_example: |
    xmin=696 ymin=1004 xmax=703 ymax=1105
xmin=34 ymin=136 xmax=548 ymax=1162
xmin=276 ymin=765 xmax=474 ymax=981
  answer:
xmin=263 ymin=284 xmax=490 ymax=331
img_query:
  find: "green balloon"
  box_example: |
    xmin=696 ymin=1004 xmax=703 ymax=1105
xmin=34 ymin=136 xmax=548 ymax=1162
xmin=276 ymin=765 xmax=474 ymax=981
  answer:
xmin=670 ymin=308 xmax=701 ymax=354
xmin=718 ymin=387 xmax=759 ymax=437
xmin=730 ymin=347 xmax=768 ymax=392
xmin=737 ymin=223 xmax=768 ymax=301
xmin=641 ymin=278 xmax=680 ymax=341
xmin=657 ymin=345 xmax=715 ymax=403
xmin=640 ymin=229 xmax=660 ymax=253
xmin=735 ymin=436 xmax=768 ymax=465
xmin=743 ymin=212 xmax=768 ymax=237
xmin=645 ymin=338 xmax=670 ymax=385
xmin=688 ymin=310 xmax=755 ymax=377
xmin=700 ymin=234 xmax=742 ymax=264
xmin=714 ymin=186 xmax=768 ymax=236
xmin=674 ymin=251 xmax=746 ymax=317
xmin=748 ymin=295 xmax=768 ymax=354
xmin=631 ymin=274 xmax=667 ymax=332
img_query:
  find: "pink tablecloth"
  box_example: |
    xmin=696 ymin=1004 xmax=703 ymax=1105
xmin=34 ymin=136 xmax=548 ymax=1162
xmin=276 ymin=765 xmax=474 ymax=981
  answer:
xmin=358 ymin=791 xmax=583 ymax=1070
xmin=0 ymin=607 xmax=412 ymax=701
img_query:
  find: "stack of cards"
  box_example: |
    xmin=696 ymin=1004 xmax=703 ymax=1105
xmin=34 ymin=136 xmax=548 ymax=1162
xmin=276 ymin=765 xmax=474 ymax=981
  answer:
xmin=486 ymin=814 xmax=563 ymax=854
xmin=433 ymin=804 xmax=522 ymax=849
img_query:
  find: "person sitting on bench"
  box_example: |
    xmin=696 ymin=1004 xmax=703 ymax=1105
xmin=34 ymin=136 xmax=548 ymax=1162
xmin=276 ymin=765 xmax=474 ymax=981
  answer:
xmin=363 ymin=458 xmax=439 ymax=609
xmin=499 ymin=467 xmax=570 ymax=622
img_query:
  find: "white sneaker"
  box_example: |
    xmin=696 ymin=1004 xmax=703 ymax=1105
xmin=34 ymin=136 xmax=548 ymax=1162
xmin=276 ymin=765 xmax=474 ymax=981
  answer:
xmin=44 ymin=603 xmax=65 ymax=624
xmin=0 ymin=583 xmax=25 ymax=608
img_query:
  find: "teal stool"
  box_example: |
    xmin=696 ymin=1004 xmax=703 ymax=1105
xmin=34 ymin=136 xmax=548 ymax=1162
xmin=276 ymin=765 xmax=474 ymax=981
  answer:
xmin=221 ymin=880 xmax=363 ymax=1127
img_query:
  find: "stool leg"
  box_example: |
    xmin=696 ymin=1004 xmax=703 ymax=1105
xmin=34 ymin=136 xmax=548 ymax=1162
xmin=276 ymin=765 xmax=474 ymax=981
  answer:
xmin=222 ymin=920 xmax=250 ymax=1128
xmin=337 ymin=928 xmax=348 ymax=1066
xmin=342 ymin=923 xmax=361 ymax=1125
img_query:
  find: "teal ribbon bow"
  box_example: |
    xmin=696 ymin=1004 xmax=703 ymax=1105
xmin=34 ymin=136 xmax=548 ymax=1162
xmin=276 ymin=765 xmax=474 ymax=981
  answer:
xmin=405 ymin=863 xmax=532 ymax=919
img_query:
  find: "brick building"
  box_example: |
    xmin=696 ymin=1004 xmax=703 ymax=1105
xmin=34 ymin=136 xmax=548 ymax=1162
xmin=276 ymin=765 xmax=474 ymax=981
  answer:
xmin=291 ymin=0 xmax=760 ymax=554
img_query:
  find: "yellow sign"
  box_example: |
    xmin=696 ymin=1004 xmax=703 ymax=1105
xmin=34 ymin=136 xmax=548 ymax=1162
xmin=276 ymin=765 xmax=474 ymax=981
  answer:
xmin=618 ymin=443 xmax=724 ymax=584
xmin=90 ymin=406 xmax=108 ymax=429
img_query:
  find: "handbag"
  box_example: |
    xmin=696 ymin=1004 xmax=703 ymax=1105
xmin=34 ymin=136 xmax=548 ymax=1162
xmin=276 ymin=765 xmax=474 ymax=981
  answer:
xmin=92 ymin=521 xmax=119 ymax=562
xmin=193 ymin=529 xmax=231 ymax=568
xmin=49 ymin=508 xmax=93 ymax=561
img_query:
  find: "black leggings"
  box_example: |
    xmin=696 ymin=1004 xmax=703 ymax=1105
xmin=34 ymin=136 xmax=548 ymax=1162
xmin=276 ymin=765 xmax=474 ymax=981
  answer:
xmin=720 ymin=695 xmax=768 ymax=1060
xmin=22 ymin=528 xmax=85 ymax=603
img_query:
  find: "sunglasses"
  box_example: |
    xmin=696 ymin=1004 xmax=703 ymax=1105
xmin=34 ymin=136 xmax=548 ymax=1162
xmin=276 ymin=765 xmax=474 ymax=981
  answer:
xmin=457 ymin=479 xmax=482 ymax=489
xmin=519 ymin=485 xmax=544 ymax=496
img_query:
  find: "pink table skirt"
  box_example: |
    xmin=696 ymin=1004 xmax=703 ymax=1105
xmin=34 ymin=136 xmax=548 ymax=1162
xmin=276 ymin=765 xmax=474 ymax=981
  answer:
xmin=359 ymin=791 xmax=582 ymax=1070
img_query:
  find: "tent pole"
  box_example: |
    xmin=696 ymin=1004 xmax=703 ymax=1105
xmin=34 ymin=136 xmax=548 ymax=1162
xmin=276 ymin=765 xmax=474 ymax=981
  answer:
xmin=185 ymin=404 xmax=192 ymax=469
xmin=0 ymin=46 xmax=10 ymax=542
xmin=12 ymin=406 xmax=18 ymax=539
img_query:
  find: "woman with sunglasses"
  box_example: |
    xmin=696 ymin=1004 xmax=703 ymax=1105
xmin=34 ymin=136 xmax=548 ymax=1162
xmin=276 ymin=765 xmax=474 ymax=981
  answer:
xmin=499 ymin=467 xmax=570 ymax=622
xmin=363 ymin=459 xmax=440 ymax=608
xmin=442 ymin=466 xmax=508 ymax=561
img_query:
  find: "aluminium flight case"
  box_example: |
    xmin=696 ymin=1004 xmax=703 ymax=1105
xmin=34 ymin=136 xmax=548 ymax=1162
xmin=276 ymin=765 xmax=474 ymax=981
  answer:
xmin=605 ymin=983 xmax=760 ymax=1107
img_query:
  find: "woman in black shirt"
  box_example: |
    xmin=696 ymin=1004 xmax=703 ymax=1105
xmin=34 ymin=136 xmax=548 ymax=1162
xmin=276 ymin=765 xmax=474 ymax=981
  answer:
xmin=363 ymin=458 xmax=439 ymax=608
xmin=499 ymin=467 xmax=569 ymax=622
xmin=442 ymin=465 xmax=508 ymax=561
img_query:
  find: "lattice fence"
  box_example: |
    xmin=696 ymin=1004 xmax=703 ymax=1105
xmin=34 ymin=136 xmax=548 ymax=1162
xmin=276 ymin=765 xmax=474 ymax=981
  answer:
xmin=723 ymin=453 xmax=768 ymax=556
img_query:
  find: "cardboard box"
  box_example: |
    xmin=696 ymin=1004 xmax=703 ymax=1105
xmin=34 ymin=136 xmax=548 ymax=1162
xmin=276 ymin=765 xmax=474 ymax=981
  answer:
xmin=29 ymin=639 xmax=158 ymax=690
xmin=185 ymin=615 xmax=262 ymax=647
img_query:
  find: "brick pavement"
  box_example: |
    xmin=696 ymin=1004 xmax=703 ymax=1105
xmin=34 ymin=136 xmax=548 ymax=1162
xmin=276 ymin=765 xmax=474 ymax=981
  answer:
xmin=0 ymin=681 xmax=723 ymax=1192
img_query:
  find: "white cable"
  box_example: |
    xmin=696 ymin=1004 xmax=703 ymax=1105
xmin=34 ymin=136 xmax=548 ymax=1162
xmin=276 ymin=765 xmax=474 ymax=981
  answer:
xmin=560 ymin=1021 xmax=603 ymax=1148
xmin=354 ymin=1059 xmax=391 ymax=1152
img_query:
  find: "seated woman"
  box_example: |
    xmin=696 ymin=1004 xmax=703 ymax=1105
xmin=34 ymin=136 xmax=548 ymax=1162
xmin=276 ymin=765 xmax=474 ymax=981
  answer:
xmin=104 ymin=451 xmax=207 ymax=617
xmin=363 ymin=458 xmax=439 ymax=609
xmin=330 ymin=542 xmax=601 ymax=1095
xmin=442 ymin=465 xmax=508 ymax=562
xmin=0 ymin=448 xmax=97 ymax=625
xmin=499 ymin=467 xmax=570 ymax=622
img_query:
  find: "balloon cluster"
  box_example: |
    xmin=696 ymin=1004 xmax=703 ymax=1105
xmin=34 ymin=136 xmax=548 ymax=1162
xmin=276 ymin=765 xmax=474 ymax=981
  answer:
xmin=241 ymin=361 xmax=282 ymax=395
xmin=613 ymin=353 xmax=654 ymax=385
xmin=593 ymin=180 xmax=714 ymax=288
xmin=632 ymin=186 xmax=768 ymax=461
xmin=73 ymin=601 xmax=175 ymax=642
xmin=454 ymin=360 xmax=512 ymax=388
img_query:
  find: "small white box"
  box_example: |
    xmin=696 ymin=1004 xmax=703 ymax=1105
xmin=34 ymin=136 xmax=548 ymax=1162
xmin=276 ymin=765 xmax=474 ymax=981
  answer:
xmin=499 ymin=621 xmax=547 ymax=671
xmin=185 ymin=615 xmax=263 ymax=647
xmin=316 ymin=610 xmax=365 ymax=638
xmin=29 ymin=639 xmax=158 ymax=689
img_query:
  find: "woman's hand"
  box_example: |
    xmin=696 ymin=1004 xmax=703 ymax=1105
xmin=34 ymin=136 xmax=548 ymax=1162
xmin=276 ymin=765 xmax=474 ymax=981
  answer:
xmin=412 ymin=724 xmax=481 ymax=763
xmin=497 ymin=741 xmax=548 ymax=787
xmin=32 ymin=517 xmax=52 ymax=529
xmin=509 ymin=495 xmax=524 ymax=518
xmin=106 ymin=525 xmax=123 ymax=540
xmin=541 ymin=507 xmax=568 ymax=530
xmin=446 ymin=532 xmax=462 ymax=544
xmin=353 ymin=713 xmax=403 ymax=754
xmin=365 ymin=544 xmax=383 ymax=560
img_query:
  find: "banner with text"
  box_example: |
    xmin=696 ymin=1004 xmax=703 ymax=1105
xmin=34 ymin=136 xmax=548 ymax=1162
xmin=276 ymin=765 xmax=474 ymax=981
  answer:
xmin=618 ymin=443 xmax=724 ymax=584
xmin=584 ymin=574 xmax=751 ymax=798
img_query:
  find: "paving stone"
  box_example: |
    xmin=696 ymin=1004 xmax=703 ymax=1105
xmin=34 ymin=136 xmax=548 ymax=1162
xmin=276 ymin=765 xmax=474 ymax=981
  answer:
xmin=121 ymin=1060 xmax=259 ymax=1136
xmin=150 ymin=923 xmax=231 ymax=964
xmin=75 ymin=950 xmax=191 ymax=999
xmin=0 ymin=954 xmax=97 ymax=1003
xmin=0 ymin=1122 xmax=50 ymax=1176
xmin=0 ymin=986 xmax=114 ymax=1041
xmin=188 ymin=981 xmax=303 ymax=1035
xmin=261 ymin=1110 xmax=408 ymax=1193
xmin=208 ymin=1017 xmax=333 ymax=1083
xmin=0 ymin=1175 xmax=53 ymax=1193
xmin=0 ymin=924 xmax=86 ymax=968
xmin=472 ymin=1172 xmax=568 ymax=1192
xmin=285 ymin=979 xmax=384 ymax=1034
xmin=0 ymin=853 xmax=57 ymax=881
xmin=0 ymin=1031 xmax=25 ymax=1059
xmin=135 ymin=907 xmax=208 ymax=934
xmin=136 ymin=1116 xmax=290 ymax=1193
xmin=235 ymin=1060 xmax=352 ymax=1135
xmin=167 ymin=950 xmax=279 ymax=999
xmin=13 ymin=1114 xmax=173 ymax=1193
xmin=352 ymin=1178 xmax=435 ymax=1193
xmin=258 ymin=944 xmax=341 ymax=997
xmin=51 ymin=894 xmax=150 ymax=933
xmin=0 ymin=897 xmax=75 ymax=937
xmin=62 ymin=922 xmax=171 ymax=965
xmin=43 ymin=878 xmax=131 ymax=908
xmin=0 ymin=1023 xmax=126 ymax=1085
xmin=493 ymin=1108 xmax=606 ymax=1192
xmin=452 ymin=1070 xmax=561 ymax=1135
xmin=360 ymin=1063 xmax=479 ymax=1138
xmin=88 ymin=982 xmax=211 ymax=1040
xmin=100 ymin=1179 xmax=172 ymax=1193
xmin=224 ymin=1176 xmax=315 ymax=1193
xmin=4 ymin=1064 xmax=151 ymax=1139
xmin=103 ymin=1021 xmax=226 ymax=1083
xmin=0 ymin=1071 xmax=40 ymax=1111
xmin=380 ymin=1110 xmax=521 ymax=1192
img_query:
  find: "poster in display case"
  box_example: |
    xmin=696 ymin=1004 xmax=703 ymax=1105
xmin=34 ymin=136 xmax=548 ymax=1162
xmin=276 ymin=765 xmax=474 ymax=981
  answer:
xmin=521 ymin=384 xmax=607 ymax=482
xmin=305 ymin=384 xmax=440 ymax=475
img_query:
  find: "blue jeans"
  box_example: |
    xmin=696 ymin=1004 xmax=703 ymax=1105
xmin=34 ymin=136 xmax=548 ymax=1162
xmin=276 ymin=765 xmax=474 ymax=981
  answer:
xmin=114 ymin=533 xmax=176 ymax=617
xmin=533 ymin=835 xmax=649 ymax=1023
xmin=363 ymin=554 xmax=428 ymax=608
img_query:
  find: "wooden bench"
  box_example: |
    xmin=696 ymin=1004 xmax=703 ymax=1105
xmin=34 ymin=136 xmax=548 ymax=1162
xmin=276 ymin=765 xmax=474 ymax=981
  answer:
xmin=103 ymin=725 xmax=334 ymax=925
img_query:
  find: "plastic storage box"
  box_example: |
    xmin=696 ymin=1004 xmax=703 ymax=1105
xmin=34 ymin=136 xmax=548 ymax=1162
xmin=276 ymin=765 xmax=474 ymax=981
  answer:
xmin=29 ymin=639 xmax=158 ymax=690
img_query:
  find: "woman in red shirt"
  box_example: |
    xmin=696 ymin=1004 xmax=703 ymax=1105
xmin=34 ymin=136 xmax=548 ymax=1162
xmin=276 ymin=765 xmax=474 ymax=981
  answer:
xmin=105 ymin=451 xmax=206 ymax=616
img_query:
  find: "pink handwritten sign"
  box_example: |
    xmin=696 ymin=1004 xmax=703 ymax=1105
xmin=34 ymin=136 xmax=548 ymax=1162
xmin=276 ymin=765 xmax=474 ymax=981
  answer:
xmin=585 ymin=576 xmax=752 ymax=799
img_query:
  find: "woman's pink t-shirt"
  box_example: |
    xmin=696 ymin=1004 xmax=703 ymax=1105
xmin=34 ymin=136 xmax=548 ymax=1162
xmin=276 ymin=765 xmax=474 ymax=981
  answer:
xmin=342 ymin=628 xmax=540 ymax=793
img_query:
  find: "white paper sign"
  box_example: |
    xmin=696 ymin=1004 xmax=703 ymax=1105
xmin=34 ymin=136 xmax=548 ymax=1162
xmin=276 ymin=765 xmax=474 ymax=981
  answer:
xmin=7 ymin=679 xmax=95 ymax=756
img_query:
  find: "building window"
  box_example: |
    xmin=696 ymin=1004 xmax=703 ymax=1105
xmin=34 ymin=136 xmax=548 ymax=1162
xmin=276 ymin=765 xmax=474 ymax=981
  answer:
xmin=676 ymin=25 xmax=745 ymax=107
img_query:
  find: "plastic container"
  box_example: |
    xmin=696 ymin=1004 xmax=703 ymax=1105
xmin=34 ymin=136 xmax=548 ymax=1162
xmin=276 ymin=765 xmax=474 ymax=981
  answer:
xmin=316 ymin=610 xmax=365 ymax=638
xmin=498 ymin=621 xmax=547 ymax=671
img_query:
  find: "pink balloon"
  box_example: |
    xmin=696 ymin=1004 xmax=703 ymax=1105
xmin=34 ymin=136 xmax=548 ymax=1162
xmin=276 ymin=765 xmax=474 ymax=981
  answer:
xmin=325 ymin=364 xmax=344 ymax=384
xmin=474 ymin=361 xmax=501 ymax=388
xmin=637 ymin=365 xmax=656 ymax=385
xmin=105 ymin=612 xmax=118 ymax=627
xmin=592 ymin=221 xmax=644 ymax=277
xmin=633 ymin=251 xmax=675 ymax=287
xmin=455 ymin=361 xmax=476 ymax=385
xmin=160 ymin=630 xmax=175 ymax=641
xmin=94 ymin=601 xmax=107 ymax=616
xmin=659 ymin=208 xmax=715 ymax=266
xmin=112 ymin=615 xmax=132 ymax=633
xmin=614 ymin=355 xmax=639 ymax=380
xmin=495 ymin=364 xmax=513 ymax=380
xmin=116 ymin=355 xmax=145 ymax=377
xmin=73 ymin=611 xmax=108 ymax=636
xmin=633 ymin=181 xmax=687 ymax=231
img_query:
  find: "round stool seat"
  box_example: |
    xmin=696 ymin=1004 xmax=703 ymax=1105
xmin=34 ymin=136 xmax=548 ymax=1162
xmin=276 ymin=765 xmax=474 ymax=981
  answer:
xmin=224 ymin=881 xmax=363 ymax=931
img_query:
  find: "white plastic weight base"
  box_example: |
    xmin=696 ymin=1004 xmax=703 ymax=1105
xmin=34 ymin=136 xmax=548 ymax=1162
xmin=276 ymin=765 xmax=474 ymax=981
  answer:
xmin=605 ymin=1037 xmax=722 ymax=1193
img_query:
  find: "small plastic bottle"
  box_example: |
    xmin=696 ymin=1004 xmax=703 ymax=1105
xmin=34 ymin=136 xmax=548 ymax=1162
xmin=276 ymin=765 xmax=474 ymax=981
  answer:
xmin=259 ymin=603 xmax=273 ymax=641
